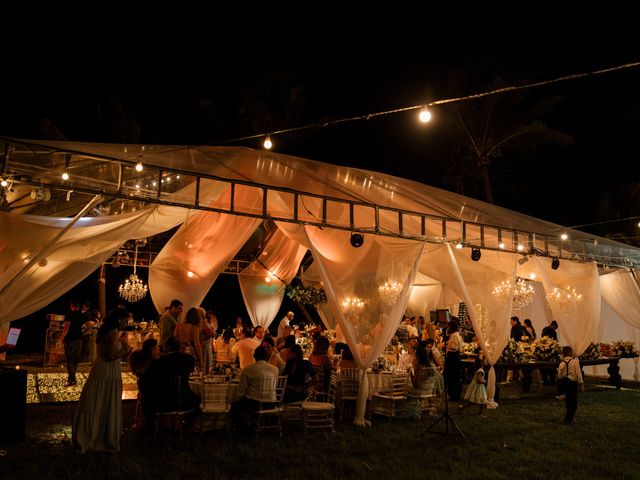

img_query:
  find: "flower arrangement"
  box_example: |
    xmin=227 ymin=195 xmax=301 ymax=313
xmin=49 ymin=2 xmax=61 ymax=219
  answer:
xmin=286 ymin=284 xmax=327 ymax=306
xmin=461 ymin=341 xmax=477 ymax=355
xmin=370 ymin=356 xmax=392 ymax=373
xmin=579 ymin=342 xmax=601 ymax=360
xmin=295 ymin=323 xmax=336 ymax=359
xmin=531 ymin=336 xmax=561 ymax=361
xmin=599 ymin=342 xmax=613 ymax=357
xmin=499 ymin=339 xmax=529 ymax=363
xmin=611 ymin=340 xmax=639 ymax=358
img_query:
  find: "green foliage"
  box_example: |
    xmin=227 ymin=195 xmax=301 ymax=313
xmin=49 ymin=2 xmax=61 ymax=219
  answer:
xmin=286 ymin=284 xmax=327 ymax=306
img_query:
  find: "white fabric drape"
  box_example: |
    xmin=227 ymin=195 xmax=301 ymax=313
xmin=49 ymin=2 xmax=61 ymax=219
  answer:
xmin=513 ymin=280 xmax=554 ymax=341
xmin=406 ymin=271 xmax=461 ymax=316
xmin=421 ymin=245 xmax=517 ymax=407
xmin=0 ymin=209 xmax=155 ymax=324
xmin=600 ymin=270 xmax=640 ymax=329
xmin=518 ymin=258 xmax=601 ymax=356
xmin=303 ymin=226 xmax=423 ymax=425
xmin=149 ymin=185 xmax=262 ymax=312
xmin=238 ymin=229 xmax=307 ymax=328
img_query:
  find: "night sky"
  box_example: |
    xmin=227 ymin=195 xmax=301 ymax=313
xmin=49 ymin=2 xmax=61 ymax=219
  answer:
xmin=3 ymin=5 xmax=640 ymax=348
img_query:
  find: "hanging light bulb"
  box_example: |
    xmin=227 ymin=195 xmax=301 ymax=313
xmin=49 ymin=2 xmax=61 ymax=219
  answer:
xmin=62 ymin=171 xmax=70 ymax=181
xmin=560 ymin=233 xmax=568 ymax=240
xmin=498 ymin=242 xmax=506 ymax=249
xmin=418 ymin=108 xmax=432 ymax=123
xmin=187 ymin=271 xmax=194 ymax=278
xmin=263 ymin=136 xmax=273 ymax=150
xmin=265 ymin=276 xmax=271 ymax=283
xmin=517 ymin=244 xmax=524 ymax=252
xmin=0 ymin=178 xmax=7 ymax=188
xmin=135 ymin=162 xmax=143 ymax=172
xmin=455 ymin=242 xmax=463 ymax=249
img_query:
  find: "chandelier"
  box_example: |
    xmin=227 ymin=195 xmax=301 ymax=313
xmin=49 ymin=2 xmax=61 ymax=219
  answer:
xmin=118 ymin=241 xmax=148 ymax=303
xmin=378 ymin=280 xmax=402 ymax=306
xmin=341 ymin=296 xmax=366 ymax=316
xmin=492 ymin=277 xmax=535 ymax=311
xmin=546 ymin=286 xmax=582 ymax=314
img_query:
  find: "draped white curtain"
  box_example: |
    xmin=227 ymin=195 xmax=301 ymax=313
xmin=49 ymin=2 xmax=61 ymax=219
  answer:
xmin=406 ymin=271 xmax=461 ymax=316
xmin=149 ymin=185 xmax=262 ymax=312
xmin=518 ymin=258 xmax=601 ymax=356
xmin=238 ymin=229 xmax=307 ymax=328
xmin=303 ymin=226 xmax=423 ymax=425
xmin=600 ymin=270 xmax=640 ymax=329
xmin=513 ymin=281 xmax=554 ymax=340
xmin=421 ymin=245 xmax=517 ymax=407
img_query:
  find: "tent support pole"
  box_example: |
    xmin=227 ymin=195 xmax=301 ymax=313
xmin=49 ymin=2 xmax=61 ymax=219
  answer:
xmin=0 ymin=194 xmax=103 ymax=298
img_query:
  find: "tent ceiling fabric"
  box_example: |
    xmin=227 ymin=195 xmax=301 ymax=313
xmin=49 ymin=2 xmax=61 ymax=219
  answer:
xmin=3 ymin=138 xmax=640 ymax=267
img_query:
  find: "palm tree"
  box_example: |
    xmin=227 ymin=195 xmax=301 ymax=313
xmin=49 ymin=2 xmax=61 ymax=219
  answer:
xmin=449 ymin=83 xmax=573 ymax=204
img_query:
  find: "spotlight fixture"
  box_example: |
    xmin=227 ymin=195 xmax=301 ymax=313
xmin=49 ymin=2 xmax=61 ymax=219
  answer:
xmin=350 ymin=232 xmax=364 ymax=248
xmin=471 ymin=248 xmax=481 ymax=261
xmin=551 ymin=257 xmax=560 ymax=270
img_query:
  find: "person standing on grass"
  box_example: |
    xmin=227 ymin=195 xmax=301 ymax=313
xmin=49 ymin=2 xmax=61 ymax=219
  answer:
xmin=556 ymin=345 xmax=584 ymax=425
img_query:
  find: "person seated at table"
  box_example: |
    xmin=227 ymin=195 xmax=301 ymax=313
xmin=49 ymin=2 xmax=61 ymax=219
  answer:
xmin=410 ymin=340 xmax=444 ymax=396
xmin=129 ymin=338 xmax=160 ymax=429
xmin=214 ymin=328 xmax=236 ymax=363
xmin=282 ymin=344 xmax=317 ymax=403
xmin=334 ymin=342 xmax=358 ymax=369
xmin=140 ymin=336 xmax=200 ymax=432
xmin=174 ymin=307 xmax=204 ymax=368
xmin=229 ymin=346 xmax=279 ymax=432
xmin=262 ymin=336 xmax=285 ymax=374
xmin=276 ymin=325 xmax=293 ymax=351
xmin=397 ymin=335 xmax=419 ymax=372
xmin=279 ymin=334 xmax=296 ymax=364
xmin=309 ymin=335 xmax=333 ymax=395
xmin=233 ymin=327 xmax=260 ymax=370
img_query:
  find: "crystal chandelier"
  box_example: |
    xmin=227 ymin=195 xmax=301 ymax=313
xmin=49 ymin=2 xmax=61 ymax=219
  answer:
xmin=378 ymin=280 xmax=402 ymax=306
xmin=546 ymin=286 xmax=582 ymax=314
xmin=492 ymin=277 xmax=535 ymax=311
xmin=118 ymin=241 xmax=148 ymax=303
xmin=341 ymin=296 xmax=366 ymax=316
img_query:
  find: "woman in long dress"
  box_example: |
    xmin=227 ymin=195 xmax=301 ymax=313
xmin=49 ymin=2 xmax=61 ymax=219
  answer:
xmin=73 ymin=308 xmax=131 ymax=453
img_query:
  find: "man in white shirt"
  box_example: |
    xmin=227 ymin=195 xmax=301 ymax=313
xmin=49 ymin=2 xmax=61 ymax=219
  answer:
xmin=253 ymin=325 xmax=265 ymax=342
xmin=405 ymin=317 xmax=419 ymax=340
xmin=397 ymin=335 xmax=419 ymax=371
xmin=233 ymin=327 xmax=260 ymax=370
xmin=230 ymin=346 xmax=279 ymax=432
xmin=277 ymin=311 xmax=294 ymax=339
xmin=556 ymin=345 xmax=584 ymax=425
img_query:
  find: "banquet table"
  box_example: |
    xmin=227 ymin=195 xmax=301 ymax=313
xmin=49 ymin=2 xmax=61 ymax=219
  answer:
xmin=366 ymin=372 xmax=395 ymax=399
xmin=189 ymin=377 xmax=240 ymax=404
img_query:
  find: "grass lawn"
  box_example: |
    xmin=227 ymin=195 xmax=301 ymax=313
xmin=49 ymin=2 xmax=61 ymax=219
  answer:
xmin=1 ymin=380 xmax=639 ymax=480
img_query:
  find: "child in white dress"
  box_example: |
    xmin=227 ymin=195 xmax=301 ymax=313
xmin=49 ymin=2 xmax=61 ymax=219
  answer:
xmin=459 ymin=356 xmax=488 ymax=416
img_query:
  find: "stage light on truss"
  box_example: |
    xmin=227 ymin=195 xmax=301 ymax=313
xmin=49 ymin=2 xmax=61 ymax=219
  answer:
xmin=551 ymin=257 xmax=560 ymax=270
xmin=350 ymin=233 xmax=364 ymax=248
xmin=471 ymin=248 xmax=481 ymax=261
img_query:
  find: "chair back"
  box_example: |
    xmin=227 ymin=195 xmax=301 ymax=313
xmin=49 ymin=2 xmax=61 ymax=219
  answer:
xmin=340 ymin=368 xmax=361 ymax=399
xmin=201 ymin=381 xmax=229 ymax=412
xmin=326 ymin=371 xmax=339 ymax=405
xmin=391 ymin=371 xmax=409 ymax=397
xmin=256 ymin=375 xmax=288 ymax=404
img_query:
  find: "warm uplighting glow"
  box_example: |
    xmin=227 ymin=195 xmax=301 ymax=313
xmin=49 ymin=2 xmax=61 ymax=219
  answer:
xmin=498 ymin=242 xmax=506 ymax=249
xmin=135 ymin=162 xmax=143 ymax=172
xmin=62 ymin=171 xmax=70 ymax=181
xmin=418 ymin=108 xmax=432 ymax=123
xmin=187 ymin=271 xmax=194 ymax=278
xmin=560 ymin=233 xmax=568 ymax=240
xmin=263 ymin=136 xmax=273 ymax=150
xmin=517 ymin=244 xmax=524 ymax=252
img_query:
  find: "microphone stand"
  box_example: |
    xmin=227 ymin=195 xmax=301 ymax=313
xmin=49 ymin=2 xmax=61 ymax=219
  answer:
xmin=419 ymin=326 xmax=467 ymax=442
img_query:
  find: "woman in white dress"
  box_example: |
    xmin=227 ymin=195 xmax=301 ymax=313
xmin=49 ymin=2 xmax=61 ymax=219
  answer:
xmin=73 ymin=308 xmax=131 ymax=453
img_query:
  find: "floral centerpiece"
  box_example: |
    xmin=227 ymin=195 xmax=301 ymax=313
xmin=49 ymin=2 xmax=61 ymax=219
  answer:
xmin=579 ymin=342 xmax=601 ymax=360
xmin=599 ymin=342 xmax=613 ymax=357
xmin=295 ymin=323 xmax=336 ymax=358
xmin=499 ymin=339 xmax=529 ymax=363
xmin=370 ymin=356 xmax=392 ymax=373
xmin=461 ymin=341 xmax=477 ymax=355
xmin=611 ymin=340 xmax=639 ymax=358
xmin=286 ymin=284 xmax=327 ymax=306
xmin=531 ymin=336 xmax=561 ymax=361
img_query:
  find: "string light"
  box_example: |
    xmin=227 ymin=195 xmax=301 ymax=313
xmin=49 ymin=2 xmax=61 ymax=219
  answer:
xmin=455 ymin=242 xmax=463 ymax=249
xmin=517 ymin=244 xmax=524 ymax=252
xmin=498 ymin=242 xmax=506 ymax=249
xmin=263 ymin=136 xmax=273 ymax=150
xmin=210 ymin=60 xmax=640 ymax=147
xmin=187 ymin=271 xmax=194 ymax=278
xmin=418 ymin=108 xmax=432 ymax=123
xmin=561 ymin=233 xmax=568 ymax=240
xmin=135 ymin=162 xmax=143 ymax=172
xmin=62 ymin=171 xmax=69 ymax=181
xmin=0 ymin=178 xmax=7 ymax=187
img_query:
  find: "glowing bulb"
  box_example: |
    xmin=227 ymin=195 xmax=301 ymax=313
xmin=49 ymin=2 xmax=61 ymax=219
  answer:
xmin=529 ymin=273 xmax=537 ymax=280
xmin=498 ymin=242 xmax=505 ymax=249
xmin=176 ymin=175 xmax=180 ymax=179
xmin=135 ymin=162 xmax=143 ymax=172
xmin=62 ymin=171 xmax=69 ymax=181
xmin=456 ymin=242 xmax=463 ymax=249
xmin=263 ymin=136 xmax=273 ymax=150
xmin=0 ymin=179 xmax=7 ymax=187
xmin=560 ymin=233 xmax=568 ymax=240
xmin=265 ymin=276 xmax=271 ymax=283
xmin=418 ymin=108 xmax=432 ymax=123
xmin=135 ymin=184 xmax=140 ymax=189
xmin=152 ymin=181 xmax=157 ymax=186
xmin=187 ymin=271 xmax=194 ymax=278
xmin=517 ymin=244 xmax=524 ymax=252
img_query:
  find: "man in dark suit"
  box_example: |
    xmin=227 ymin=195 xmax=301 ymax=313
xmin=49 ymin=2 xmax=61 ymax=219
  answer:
xmin=140 ymin=336 xmax=200 ymax=431
xmin=510 ymin=316 xmax=527 ymax=341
